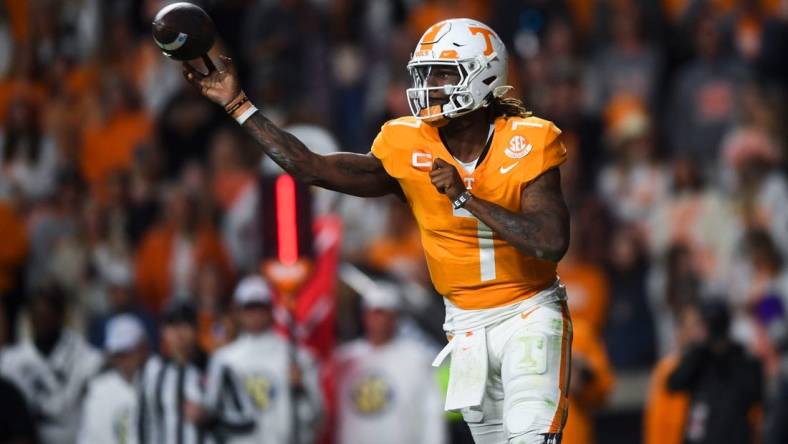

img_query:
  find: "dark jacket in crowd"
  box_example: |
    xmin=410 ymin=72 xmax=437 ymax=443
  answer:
xmin=667 ymin=342 xmax=763 ymax=444
xmin=0 ymin=375 xmax=36 ymax=443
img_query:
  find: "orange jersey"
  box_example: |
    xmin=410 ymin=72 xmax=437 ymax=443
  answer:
xmin=371 ymin=115 xmax=567 ymax=309
xmin=643 ymin=355 xmax=689 ymax=444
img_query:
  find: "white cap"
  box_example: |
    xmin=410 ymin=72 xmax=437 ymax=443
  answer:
xmin=105 ymin=314 xmax=146 ymax=354
xmin=102 ymin=261 xmax=133 ymax=288
xmin=362 ymin=282 xmax=401 ymax=311
xmin=234 ymin=275 xmax=273 ymax=306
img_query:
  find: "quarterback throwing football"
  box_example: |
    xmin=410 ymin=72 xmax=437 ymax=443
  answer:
xmin=185 ymin=18 xmax=572 ymax=444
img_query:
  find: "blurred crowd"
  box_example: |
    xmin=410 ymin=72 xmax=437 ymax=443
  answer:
xmin=0 ymin=0 xmax=787 ymax=443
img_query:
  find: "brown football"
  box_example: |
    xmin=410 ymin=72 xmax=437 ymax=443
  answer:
xmin=152 ymin=2 xmax=215 ymax=61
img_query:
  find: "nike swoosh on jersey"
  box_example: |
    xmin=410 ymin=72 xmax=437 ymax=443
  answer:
xmin=499 ymin=162 xmax=519 ymax=174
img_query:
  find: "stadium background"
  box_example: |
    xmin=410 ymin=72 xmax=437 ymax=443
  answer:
xmin=0 ymin=0 xmax=787 ymax=443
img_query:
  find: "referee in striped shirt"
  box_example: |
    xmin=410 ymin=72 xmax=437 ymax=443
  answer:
xmin=139 ymin=301 xmax=255 ymax=444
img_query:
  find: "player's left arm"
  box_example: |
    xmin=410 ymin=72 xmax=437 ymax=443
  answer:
xmin=430 ymin=160 xmax=569 ymax=262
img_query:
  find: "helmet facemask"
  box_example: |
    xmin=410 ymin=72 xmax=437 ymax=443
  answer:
xmin=406 ymin=55 xmax=490 ymax=127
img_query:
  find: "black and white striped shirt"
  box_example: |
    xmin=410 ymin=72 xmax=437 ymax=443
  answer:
xmin=139 ymin=354 xmax=255 ymax=444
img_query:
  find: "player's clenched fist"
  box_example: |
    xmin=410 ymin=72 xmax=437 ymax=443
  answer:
xmin=430 ymin=158 xmax=467 ymax=200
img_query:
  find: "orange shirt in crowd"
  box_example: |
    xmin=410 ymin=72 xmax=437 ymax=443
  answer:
xmin=212 ymin=171 xmax=256 ymax=210
xmin=643 ymin=354 xmax=689 ymax=444
xmin=134 ymin=224 xmax=233 ymax=314
xmin=407 ymin=0 xmax=490 ymax=41
xmin=365 ymin=209 xmax=426 ymax=276
xmin=661 ymin=0 xmax=782 ymax=22
xmin=4 ymin=0 xmax=30 ymax=44
xmin=566 ymin=0 xmax=596 ymax=35
xmin=0 ymin=202 xmax=28 ymax=295
xmin=563 ymin=318 xmax=615 ymax=444
xmin=0 ymin=79 xmax=47 ymax=123
xmin=365 ymin=230 xmax=423 ymax=267
xmin=65 ymin=63 xmax=101 ymax=99
xmin=559 ymin=258 xmax=609 ymax=333
xmin=197 ymin=310 xmax=236 ymax=354
xmin=80 ymin=111 xmax=152 ymax=191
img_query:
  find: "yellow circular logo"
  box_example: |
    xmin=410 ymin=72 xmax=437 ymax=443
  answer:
xmin=245 ymin=374 xmax=275 ymax=410
xmin=350 ymin=375 xmax=392 ymax=415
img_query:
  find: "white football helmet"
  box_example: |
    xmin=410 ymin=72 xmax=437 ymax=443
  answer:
xmin=406 ymin=18 xmax=509 ymax=126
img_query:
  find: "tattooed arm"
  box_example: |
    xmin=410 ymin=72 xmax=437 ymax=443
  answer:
xmin=430 ymin=159 xmax=569 ymax=262
xmin=241 ymin=112 xmax=400 ymax=197
xmin=466 ymin=169 xmax=569 ymax=262
xmin=182 ymin=55 xmax=399 ymax=197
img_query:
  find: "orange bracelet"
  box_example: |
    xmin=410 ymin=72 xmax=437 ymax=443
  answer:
xmin=224 ymin=92 xmax=248 ymax=114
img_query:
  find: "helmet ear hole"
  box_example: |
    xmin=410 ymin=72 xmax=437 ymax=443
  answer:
xmin=482 ymin=76 xmax=497 ymax=86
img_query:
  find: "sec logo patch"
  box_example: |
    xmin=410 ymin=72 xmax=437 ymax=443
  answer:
xmin=505 ymin=136 xmax=532 ymax=159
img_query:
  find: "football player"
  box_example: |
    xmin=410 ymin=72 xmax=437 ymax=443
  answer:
xmin=184 ymin=18 xmax=571 ymax=444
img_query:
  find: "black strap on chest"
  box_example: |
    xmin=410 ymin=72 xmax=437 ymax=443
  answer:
xmin=475 ymin=125 xmax=495 ymax=168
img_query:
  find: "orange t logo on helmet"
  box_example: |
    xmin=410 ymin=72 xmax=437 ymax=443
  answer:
xmin=469 ymin=27 xmax=495 ymax=56
xmin=418 ymin=22 xmax=445 ymax=53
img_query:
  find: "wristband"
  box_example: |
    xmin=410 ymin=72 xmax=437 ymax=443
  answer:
xmin=236 ymin=105 xmax=258 ymax=125
xmin=225 ymin=95 xmax=248 ymax=115
xmin=224 ymin=91 xmax=247 ymax=111
xmin=224 ymin=91 xmax=258 ymax=125
xmin=452 ymin=191 xmax=473 ymax=209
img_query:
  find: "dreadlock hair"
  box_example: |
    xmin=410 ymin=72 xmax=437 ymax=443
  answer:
xmin=489 ymin=95 xmax=532 ymax=119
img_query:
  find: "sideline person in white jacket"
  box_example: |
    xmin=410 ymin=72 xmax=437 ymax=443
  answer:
xmin=204 ymin=275 xmax=324 ymax=444
xmin=78 ymin=314 xmax=149 ymax=444
xmin=334 ymin=282 xmax=447 ymax=444
xmin=0 ymin=286 xmax=103 ymax=444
